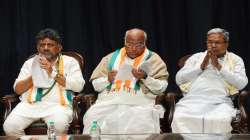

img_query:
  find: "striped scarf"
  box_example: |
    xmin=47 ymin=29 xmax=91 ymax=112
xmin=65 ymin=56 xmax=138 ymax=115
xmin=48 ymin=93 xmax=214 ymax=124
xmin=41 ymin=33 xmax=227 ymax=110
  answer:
xmin=27 ymin=54 xmax=73 ymax=106
xmin=107 ymin=47 xmax=152 ymax=93
xmin=222 ymin=52 xmax=238 ymax=95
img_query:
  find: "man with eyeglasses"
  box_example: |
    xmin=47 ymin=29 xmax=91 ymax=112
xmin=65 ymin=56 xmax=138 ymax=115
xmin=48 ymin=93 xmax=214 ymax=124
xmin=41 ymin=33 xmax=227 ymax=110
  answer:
xmin=83 ymin=28 xmax=168 ymax=135
xmin=171 ymin=28 xmax=248 ymax=133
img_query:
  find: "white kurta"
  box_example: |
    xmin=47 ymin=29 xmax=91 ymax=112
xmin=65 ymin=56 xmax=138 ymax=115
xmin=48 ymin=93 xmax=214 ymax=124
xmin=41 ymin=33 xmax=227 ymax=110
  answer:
xmin=83 ymin=55 xmax=168 ymax=134
xmin=11 ymin=55 xmax=85 ymax=118
xmin=172 ymin=51 xmax=248 ymax=133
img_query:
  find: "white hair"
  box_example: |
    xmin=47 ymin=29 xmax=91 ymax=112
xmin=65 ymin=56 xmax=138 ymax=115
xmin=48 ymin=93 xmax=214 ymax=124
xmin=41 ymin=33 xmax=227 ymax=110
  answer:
xmin=207 ymin=28 xmax=229 ymax=42
xmin=124 ymin=29 xmax=147 ymax=43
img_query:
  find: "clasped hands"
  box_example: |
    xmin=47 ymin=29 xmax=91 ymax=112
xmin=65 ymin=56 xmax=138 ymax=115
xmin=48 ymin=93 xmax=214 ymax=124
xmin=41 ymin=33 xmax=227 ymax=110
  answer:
xmin=200 ymin=49 xmax=222 ymax=71
xmin=108 ymin=68 xmax=147 ymax=83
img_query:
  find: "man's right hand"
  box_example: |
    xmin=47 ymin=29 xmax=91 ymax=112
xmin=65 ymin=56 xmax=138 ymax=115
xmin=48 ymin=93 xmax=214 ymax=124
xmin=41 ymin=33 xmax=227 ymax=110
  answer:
xmin=39 ymin=55 xmax=53 ymax=75
xmin=108 ymin=70 xmax=117 ymax=83
xmin=200 ymin=51 xmax=210 ymax=70
xmin=14 ymin=76 xmax=33 ymax=95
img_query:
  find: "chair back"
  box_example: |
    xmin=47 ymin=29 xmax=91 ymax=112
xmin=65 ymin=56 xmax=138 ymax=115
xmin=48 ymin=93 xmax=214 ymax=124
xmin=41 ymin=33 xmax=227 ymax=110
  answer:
xmin=62 ymin=51 xmax=84 ymax=72
xmin=178 ymin=54 xmax=192 ymax=68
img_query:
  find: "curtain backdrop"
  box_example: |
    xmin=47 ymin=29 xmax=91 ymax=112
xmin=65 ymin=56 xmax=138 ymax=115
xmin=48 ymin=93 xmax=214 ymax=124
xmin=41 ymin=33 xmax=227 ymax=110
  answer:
xmin=1 ymin=0 xmax=250 ymax=132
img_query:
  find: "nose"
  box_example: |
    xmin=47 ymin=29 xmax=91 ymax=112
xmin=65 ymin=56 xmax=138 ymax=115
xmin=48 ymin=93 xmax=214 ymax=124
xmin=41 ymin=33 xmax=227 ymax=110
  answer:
xmin=42 ymin=44 xmax=50 ymax=50
xmin=45 ymin=44 xmax=49 ymax=49
xmin=211 ymin=43 xmax=217 ymax=47
xmin=131 ymin=46 xmax=137 ymax=51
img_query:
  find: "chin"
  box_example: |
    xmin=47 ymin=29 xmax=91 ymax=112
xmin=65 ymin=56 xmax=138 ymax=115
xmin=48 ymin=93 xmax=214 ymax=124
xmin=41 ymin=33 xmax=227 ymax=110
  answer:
xmin=44 ymin=55 xmax=54 ymax=60
xmin=217 ymin=53 xmax=226 ymax=58
xmin=129 ymin=55 xmax=137 ymax=59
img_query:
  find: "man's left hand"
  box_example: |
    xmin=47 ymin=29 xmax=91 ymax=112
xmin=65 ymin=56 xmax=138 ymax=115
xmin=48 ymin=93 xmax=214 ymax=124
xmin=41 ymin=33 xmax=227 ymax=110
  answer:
xmin=54 ymin=74 xmax=66 ymax=87
xmin=132 ymin=68 xmax=147 ymax=80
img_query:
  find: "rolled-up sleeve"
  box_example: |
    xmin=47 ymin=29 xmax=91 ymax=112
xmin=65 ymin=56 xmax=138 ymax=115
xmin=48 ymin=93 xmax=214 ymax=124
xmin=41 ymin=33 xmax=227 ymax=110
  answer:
xmin=92 ymin=77 xmax=110 ymax=92
xmin=14 ymin=59 xmax=32 ymax=90
xmin=65 ymin=59 xmax=85 ymax=92
xmin=141 ymin=76 xmax=168 ymax=94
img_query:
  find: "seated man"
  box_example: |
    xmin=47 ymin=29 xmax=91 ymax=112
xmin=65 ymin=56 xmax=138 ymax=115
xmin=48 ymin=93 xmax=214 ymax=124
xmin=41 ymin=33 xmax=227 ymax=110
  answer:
xmin=83 ymin=28 xmax=168 ymax=134
xmin=171 ymin=28 xmax=248 ymax=133
xmin=3 ymin=28 xmax=85 ymax=137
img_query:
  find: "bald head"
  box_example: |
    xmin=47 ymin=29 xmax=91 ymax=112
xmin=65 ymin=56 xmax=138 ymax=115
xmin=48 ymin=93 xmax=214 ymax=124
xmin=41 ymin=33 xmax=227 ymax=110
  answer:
xmin=124 ymin=28 xmax=147 ymax=59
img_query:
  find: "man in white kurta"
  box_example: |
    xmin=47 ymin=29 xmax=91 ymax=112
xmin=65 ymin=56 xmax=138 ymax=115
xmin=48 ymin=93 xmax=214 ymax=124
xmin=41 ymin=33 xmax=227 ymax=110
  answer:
xmin=3 ymin=28 xmax=85 ymax=137
xmin=83 ymin=28 xmax=168 ymax=135
xmin=171 ymin=28 xmax=248 ymax=133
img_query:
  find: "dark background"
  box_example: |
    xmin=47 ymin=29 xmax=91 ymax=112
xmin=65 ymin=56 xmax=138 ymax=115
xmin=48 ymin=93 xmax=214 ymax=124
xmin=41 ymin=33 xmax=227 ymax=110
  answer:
xmin=0 ymin=0 xmax=250 ymax=133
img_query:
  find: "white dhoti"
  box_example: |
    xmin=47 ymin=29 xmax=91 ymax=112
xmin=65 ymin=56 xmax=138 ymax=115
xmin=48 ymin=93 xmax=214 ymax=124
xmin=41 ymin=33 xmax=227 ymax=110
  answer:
xmin=180 ymin=133 xmax=232 ymax=140
xmin=83 ymin=103 xmax=164 ymax=134
xmin=171 ymin=96 xmax=236 ymax=133
xmin=3 ymin=102 xmax=73 ymax=137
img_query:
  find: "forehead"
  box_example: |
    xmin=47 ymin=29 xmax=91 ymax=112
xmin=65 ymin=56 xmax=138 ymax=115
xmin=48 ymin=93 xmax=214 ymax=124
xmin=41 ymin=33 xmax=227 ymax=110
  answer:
xmin=38 ymin=38 xmax=58 ymax=44
xmin=207 ymin=33 xmax=225 ymax=40
xmin=126 ymin=32 xmax=145 ymax=42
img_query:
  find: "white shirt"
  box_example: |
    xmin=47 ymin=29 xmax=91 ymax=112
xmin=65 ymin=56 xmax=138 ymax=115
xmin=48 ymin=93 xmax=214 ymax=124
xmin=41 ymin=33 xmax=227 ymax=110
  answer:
xmin=12 ymin=55 xmax=85 ymax=117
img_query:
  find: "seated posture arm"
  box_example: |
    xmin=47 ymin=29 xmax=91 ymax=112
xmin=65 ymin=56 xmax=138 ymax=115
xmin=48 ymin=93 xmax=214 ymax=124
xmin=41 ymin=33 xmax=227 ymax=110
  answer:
xmin=83 ymin=28 xmax=168 ymax=135
xmin=172 ymin=28 xmax=248 ymax=133
xmin=3 ymin=28 xmax=85 ymax=138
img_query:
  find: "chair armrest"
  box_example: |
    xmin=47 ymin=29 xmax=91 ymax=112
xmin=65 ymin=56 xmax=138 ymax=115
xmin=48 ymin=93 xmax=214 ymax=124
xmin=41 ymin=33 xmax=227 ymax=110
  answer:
xmin=70 ymin=94 xmax=97 ymax=134
xmin=70 ymin=94 xmax=83 ymax=134
xmin=1 ymin=94 xmax=19 ymax=120
xmin=238 ymin=91 xmax=250 ymax=127
xmin=155 ymin=94 xmax=165 ymax=105
xmin=231 ymin=90 xmax=250 ymax=133
xmin=81 ymin=94 xmax=97 ymax=110
xmin=156 ymin=92 xmax=178 ymax=133
xmin=165 ymin=92 xmax=177 ymax=125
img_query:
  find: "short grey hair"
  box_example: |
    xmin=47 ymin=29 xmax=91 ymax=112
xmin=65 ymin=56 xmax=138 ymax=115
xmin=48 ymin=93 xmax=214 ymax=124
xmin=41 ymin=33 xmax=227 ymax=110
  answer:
xmin=207 ymin=28 xmax=229 ymax=42
xmin=124 ymin=29 xmax=147 ymax=44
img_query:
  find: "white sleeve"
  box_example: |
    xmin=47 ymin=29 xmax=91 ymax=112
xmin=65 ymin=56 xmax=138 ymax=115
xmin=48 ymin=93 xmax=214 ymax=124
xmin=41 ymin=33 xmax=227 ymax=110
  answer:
xmin=13 ymin=59 xmax=32 ymax=89
xmin=65 ymin=59 xmax=85 ymax=92
xmin=176 ymin=54 xmax=203 ymax=85
xmin=141 ymin=76 xmax=168 ymax=94
xmin=219 ymin=57 xmax=248 ymax=90
xmin=92 ymin=77 xmax=110 ymax=92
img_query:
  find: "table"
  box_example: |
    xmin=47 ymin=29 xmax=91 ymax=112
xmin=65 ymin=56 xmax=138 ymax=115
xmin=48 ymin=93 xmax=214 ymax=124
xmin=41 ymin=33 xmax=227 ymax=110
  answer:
xmin=1 ymin=133 xmax=250 ymax=140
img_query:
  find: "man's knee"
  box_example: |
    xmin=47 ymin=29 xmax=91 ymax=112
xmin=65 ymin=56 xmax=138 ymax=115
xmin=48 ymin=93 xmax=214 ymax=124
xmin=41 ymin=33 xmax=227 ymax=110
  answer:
xmin=3 ymin=119 xmax=22 ymax=136
xmin=53 ymin=119 xmax=70 ymax=134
